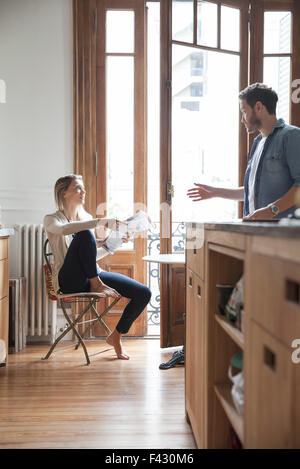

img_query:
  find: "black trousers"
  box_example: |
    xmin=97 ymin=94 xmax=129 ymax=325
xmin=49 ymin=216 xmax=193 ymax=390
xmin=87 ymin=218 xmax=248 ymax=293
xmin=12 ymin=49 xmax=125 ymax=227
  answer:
xmin=58 ymin=230 xmax=151 ymax=334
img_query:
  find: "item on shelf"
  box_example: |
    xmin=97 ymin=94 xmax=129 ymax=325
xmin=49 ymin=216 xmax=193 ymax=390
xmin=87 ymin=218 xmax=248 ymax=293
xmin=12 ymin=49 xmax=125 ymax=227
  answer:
xmin=216 ymin=284 xmax=234 ymax=316
xmin=225 ymin=276 xmax=244 ymax=324
xmin=0 ymin=339 xmax=6 ymax=365
xmin=228 ymin=352 xmax=244 ymax=416
xmin=228 ymin=424 xmax=243 ymax=449
xmin=240 ymin=307 xmax=245 ymax=333
xmin=231 ymin=351 xmax=243 ymax=369
xmin=235 ymin=303 xmax=244 ymax=331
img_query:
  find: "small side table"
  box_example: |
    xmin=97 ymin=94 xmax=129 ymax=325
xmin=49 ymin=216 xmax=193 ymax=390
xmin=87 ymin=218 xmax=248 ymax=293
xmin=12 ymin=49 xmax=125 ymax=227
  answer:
xmin=142 ymin=253 xmax=185 ymax=265
xmin=142 ymin=253 xmax=185 ymax=369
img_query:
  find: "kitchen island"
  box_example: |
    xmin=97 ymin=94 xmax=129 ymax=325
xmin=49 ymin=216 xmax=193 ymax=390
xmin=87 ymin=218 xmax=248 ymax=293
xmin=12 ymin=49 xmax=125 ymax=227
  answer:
xmin=185 ymin=221 xmax=300 ymax=449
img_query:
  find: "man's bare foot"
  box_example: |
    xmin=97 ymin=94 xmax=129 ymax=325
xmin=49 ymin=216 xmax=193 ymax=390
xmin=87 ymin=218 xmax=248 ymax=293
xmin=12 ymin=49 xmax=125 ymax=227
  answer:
xmin=106 ymin=329 xmax=130 ymax=360
xmin=89 ymin=276 xmax=120 ymax=299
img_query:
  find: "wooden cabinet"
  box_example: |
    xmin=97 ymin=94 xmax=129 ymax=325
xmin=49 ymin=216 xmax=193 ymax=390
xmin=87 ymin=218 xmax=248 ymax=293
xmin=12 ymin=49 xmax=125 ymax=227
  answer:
xmin=0 ymin=236 xmax=9 ymax=365
xmin=185 ymin=222 xmax=205 ymax=443
xmin=247 ymin=253 xmax=300 ymax=347
xmin=185 ymin=268 xmax=205 ymax=448
xmin=185 ymin=223 xmax=300 ymax=449
xmin=246 ymin=321 xmax=294 ymax=449
xmin=186 ymin=224 xmax=205 ymax=280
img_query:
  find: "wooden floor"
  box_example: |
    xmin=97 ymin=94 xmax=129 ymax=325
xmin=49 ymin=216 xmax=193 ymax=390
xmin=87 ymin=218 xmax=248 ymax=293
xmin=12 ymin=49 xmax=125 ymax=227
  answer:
xmin=0 ymin=339 xmax=196 ymax=449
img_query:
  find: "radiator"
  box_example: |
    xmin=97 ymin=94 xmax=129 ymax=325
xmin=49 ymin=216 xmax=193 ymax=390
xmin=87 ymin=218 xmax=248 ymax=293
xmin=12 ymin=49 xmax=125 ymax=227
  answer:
xmin=10 ymin=224 xmax=57 ymax=343
xmin=9 ymin=278 xmax=26 ymax=353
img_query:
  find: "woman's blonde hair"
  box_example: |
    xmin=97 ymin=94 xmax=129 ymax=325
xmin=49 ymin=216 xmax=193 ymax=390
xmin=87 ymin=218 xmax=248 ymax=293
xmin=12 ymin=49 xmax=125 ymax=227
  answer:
xmin=54 ymin=174 xmax=88 ymax=220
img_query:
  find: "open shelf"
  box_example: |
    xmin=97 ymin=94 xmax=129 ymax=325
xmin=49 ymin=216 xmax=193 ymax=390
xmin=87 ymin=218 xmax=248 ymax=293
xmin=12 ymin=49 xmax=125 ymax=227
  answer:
xmin=208 ymin=242 xmax=245 ymax=261
xmin=215 ymin=314 xmax=244 ymax=350
xmin=214 ymin=383 xmax=244 ymax=445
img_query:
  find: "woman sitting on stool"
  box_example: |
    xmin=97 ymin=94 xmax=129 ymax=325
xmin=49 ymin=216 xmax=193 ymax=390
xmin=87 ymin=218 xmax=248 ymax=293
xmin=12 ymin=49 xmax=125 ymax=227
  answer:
xmin=44 ymin=174 xmax=151 ymax=360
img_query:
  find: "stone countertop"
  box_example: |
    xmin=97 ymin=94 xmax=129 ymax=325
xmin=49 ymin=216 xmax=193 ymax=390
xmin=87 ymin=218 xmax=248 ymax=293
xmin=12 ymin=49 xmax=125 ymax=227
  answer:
xmin=187 ymin=219 xmax=300 ymax=238
xmin=0 ymin=228 xmax=15 ymax=237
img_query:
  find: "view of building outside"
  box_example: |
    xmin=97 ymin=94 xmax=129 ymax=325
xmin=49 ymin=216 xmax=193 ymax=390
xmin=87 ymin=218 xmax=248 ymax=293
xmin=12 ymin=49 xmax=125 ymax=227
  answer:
xmin=171 ymin=1 xmax=240 ymax=231
xmin=263 ymin=11 xmax=292 ymax=124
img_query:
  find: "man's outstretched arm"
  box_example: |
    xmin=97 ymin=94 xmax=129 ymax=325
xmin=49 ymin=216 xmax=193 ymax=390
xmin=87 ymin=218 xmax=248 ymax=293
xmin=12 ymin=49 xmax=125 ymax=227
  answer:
xmin=187 ymin=183 xmax=244 ymax=202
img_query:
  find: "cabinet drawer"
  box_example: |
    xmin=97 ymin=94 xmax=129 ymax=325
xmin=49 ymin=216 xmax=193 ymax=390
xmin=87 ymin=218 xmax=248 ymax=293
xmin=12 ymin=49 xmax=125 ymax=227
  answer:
xmin=248 ymin=253 xmax=300 ymax=346
xmin=0 ymin=239 xmax=8 ymax=261
xmin=0 ymin=259 xmax=8 ymax=300
xmin=246 ymin=321 xmax=294 ymax=448
xmin=186 ymin=225 xmax=205 ymax=279
xmin=0 ymin=296 xmax=9 ymax=361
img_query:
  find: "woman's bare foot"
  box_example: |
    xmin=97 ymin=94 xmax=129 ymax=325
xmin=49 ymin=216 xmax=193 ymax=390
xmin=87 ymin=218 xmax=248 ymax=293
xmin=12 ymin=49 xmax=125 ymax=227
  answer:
xmin=106 ymin=329 xmax=130 ymax=360
xmin=89 ymin=276 xmax=120 ymax=299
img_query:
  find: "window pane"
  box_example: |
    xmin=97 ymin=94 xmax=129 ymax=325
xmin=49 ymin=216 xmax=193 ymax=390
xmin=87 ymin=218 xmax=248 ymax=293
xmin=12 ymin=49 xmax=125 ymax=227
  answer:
xmin=221 ymin=5 xmax=240 ymax=52
xmin=146 ymin=1 xmax=160 ymax=336
xmin=264 ymin=57 xmax=291 ymax=124
xmin=172 ymin=0 xmax=193 ymax=43
xmin=264 ymin=12 xmax=291 ymax=54
xmin=106 ymin=11 xmax=135 ymax=53
xmin=106 ymin=56 xmax=134 ymax=226
xmin=197 ymin=1 xmax=218 ymax=48
xmin=147 ymin=2 xmax=160 ymax=225
xmin=172 ymin=45 xmax=240 ymax=232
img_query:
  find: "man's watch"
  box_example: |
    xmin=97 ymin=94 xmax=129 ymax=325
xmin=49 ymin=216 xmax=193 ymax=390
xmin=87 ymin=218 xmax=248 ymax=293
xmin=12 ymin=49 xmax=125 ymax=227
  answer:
xmin=268 ymin=203 xmax=280 ymax=216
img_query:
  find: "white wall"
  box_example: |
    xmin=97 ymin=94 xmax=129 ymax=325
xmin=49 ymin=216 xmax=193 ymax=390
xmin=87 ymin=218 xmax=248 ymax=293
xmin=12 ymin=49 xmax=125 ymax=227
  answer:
xmin=0 ymin=0 xmax=73 ymax=228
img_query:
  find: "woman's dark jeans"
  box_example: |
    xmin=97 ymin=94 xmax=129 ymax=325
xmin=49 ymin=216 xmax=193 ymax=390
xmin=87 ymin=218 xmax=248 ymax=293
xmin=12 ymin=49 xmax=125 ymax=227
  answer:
xmin=58 ymin=230 xmax=151 ymax=334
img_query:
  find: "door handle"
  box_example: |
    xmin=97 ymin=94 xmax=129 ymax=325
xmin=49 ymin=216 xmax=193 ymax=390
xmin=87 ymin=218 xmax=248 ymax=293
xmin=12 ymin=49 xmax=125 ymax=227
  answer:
xmin=286 ymin=279 xmax=300 ymax=305
xmin=264 ymin=346 xmax=276 ymax=371
xmin=167 ymin=182 xmax=174 ymax=203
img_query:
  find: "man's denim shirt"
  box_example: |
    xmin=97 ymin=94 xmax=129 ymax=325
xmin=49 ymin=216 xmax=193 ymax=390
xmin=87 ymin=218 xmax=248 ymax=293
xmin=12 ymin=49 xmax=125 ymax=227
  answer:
xmin=243 ymin=118 xmax=300 ymax=219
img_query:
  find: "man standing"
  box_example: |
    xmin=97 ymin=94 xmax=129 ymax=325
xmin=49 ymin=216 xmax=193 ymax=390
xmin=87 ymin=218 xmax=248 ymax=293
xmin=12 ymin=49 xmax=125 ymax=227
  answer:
xmin=187 ymin=83 xmax=300 ymax=220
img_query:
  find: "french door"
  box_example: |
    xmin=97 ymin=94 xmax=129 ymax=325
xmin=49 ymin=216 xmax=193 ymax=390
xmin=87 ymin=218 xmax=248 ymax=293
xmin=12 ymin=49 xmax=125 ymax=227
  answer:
xmin=74 ymin=0 xmax=300 ymax=343
xmin=159 ymin=0 xmax=249 ymax=347
xmin=94 ymin=0 xmax=148 ymax=336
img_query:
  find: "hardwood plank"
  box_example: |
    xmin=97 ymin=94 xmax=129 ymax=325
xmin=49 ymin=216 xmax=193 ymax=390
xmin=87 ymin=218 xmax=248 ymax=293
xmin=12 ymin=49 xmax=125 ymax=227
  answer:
xmin=0 ymin=340 xmax=196 ymax=449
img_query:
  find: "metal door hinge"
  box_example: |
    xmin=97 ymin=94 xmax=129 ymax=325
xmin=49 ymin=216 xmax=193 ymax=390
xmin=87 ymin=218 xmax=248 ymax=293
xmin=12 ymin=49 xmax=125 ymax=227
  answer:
xmin=94 ymin=8 xmax=98 ymax=35
xmin=167 ymin=182 xmax=174 ymax=202
xmin=166 ymin=80 xmax=172 ymax=89
xmin=95 ymin=151 xmax=98 ymax=176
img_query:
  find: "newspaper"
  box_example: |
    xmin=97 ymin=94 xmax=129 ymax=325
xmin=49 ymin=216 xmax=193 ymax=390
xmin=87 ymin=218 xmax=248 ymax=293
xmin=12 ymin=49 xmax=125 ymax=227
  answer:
xmin=101 ymin=210 xmax=154 ymax=254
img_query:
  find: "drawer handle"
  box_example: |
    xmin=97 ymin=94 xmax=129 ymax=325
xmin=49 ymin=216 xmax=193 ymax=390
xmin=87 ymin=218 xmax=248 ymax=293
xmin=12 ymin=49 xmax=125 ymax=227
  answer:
xmin=197 ymin=285 xmax=201 ymax=297
xmin=264 ymin=346 xmax=276 ymax=371
xmin=189 ymin=276 xmax=192 ymax=287
xmin=193 ymin=246 xmax=197 ymax=255
xmin=286 ymin=279 xmax=300 ymax=305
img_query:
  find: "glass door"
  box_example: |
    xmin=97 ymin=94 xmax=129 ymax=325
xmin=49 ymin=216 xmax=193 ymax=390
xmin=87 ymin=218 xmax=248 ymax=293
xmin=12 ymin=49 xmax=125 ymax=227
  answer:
xmin=95 ymin=0 xmax=148 ymax=337
xmin=171 ymin=0 xmax=244 ymax=231
xmin=159 ymin=0 xmax=249 ymax=347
